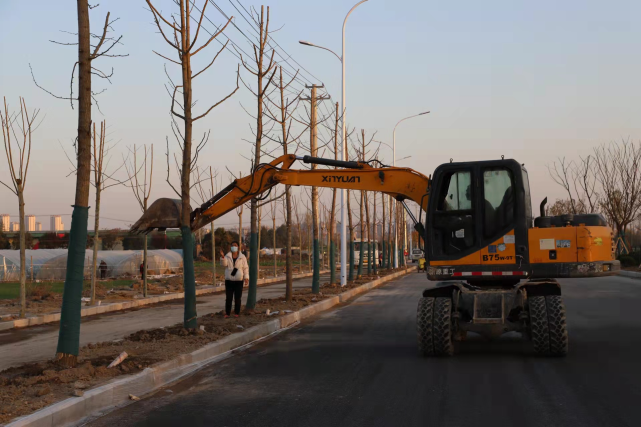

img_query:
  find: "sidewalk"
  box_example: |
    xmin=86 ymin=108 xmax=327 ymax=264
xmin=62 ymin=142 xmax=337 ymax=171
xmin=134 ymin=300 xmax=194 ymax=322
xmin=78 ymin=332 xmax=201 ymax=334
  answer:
xmin=0 ymin=274 xmax=328 ymax=371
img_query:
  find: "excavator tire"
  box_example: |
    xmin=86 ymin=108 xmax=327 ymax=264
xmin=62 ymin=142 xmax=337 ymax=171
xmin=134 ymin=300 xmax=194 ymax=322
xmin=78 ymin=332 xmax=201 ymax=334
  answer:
xmin=417 ymin=297 xmax=434 ymax=356
xmin=529 ymin=295 xmax=568 ymax=356
xmin=417 ymin=297 xmax=453 ymax=357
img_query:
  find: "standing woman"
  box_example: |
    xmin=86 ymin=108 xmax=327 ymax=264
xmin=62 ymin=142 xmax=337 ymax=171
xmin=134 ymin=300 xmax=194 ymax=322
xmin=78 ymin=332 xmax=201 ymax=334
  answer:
xmin=219 ymin=241 xmax=249 ymax=318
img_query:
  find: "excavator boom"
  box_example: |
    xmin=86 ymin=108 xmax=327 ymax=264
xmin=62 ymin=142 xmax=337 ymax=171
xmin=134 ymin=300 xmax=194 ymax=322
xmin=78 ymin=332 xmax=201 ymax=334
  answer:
xmin=130 ymin=154 xmax=430 ymax=234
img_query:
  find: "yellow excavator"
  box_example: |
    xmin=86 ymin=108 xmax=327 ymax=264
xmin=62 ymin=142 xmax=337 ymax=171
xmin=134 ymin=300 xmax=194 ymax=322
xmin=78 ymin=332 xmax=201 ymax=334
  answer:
xmin=131 ymin=154 xmax=619 ymax=357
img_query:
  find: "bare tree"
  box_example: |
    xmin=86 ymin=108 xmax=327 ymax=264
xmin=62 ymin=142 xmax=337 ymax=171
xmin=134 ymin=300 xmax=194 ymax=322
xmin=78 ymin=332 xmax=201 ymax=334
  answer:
xmin=31 ymin=1 xmax=126 ymax=368
xmin=146 ymin=0 xmax=239 ymax=329
xmin=125 ymin=144 xmax=154 ymax=297
xmin=0 ymin=97 xmax=40 ymax=318
xmin=88 ymin=121 xmax=127 ymax=304
xmin=593 ymin=140 xmax=641 ymax=242
xmin=263 ymin=66 xmax=304 ymax=300
xmin=236 ymin=6 xmax=278 ymax=310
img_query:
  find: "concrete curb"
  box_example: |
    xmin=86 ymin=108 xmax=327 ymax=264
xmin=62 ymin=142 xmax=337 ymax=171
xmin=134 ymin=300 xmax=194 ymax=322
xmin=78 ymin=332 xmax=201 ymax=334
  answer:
xmin=618 ymin=270 xmax=641 ymax=280
xmin=0 ymin=270 xmax=328 ymax=332
xmin=6 ymin=267 xmax=415 ymax=427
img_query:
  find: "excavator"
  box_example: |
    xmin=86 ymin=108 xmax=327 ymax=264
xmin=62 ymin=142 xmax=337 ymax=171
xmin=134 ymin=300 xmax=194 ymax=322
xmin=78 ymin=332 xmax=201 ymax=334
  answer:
xmin=131 ymin=154 xmax=620 ymax=357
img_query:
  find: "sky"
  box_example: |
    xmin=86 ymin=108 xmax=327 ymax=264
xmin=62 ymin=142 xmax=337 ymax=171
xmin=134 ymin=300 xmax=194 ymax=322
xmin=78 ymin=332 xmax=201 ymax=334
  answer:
xmin=1 ymin=0 xmax=640 ymax=231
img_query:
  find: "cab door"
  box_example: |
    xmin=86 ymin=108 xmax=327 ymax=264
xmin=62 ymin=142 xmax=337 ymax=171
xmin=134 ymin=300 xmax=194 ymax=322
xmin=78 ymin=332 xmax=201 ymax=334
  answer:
xmin=479 ymin=167 xmax=517 ymax=265
xmin=426 ymin=166 xmax=481 ymax=266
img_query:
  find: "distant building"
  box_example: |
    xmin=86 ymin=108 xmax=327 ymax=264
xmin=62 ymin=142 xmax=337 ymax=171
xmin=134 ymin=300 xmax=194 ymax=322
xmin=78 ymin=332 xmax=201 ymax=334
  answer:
xmin=26 ymin=215 xmax=36 ymax=232
xmin=50 ymin=215 xmax=64 ymax=232
xmin=1 ymin=214 xmax=9 ymax=232
xmin=10 ymin=222 xmax=19 ymax=232
xmin=36 ymin=222 xmax=42 ymax=231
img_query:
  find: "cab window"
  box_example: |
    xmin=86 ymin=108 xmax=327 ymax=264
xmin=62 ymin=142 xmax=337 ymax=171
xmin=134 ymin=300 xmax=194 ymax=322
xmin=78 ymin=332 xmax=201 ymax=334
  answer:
xmin=439 ymin=171 xmax=472 ymax=211
xmin=432 ymin=170 xmax=475 ymax=256
xmin=483 ymin=169 xmax=514 ymax=238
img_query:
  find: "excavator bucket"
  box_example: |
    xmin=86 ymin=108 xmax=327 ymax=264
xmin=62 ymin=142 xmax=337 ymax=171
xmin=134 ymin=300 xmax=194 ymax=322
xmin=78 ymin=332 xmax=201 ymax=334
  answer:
xmin=130 ymin=198 xmax=184 ymax=234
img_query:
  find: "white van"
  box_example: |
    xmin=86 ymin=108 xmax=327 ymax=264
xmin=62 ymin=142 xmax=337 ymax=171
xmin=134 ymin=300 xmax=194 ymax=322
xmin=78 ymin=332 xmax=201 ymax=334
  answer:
xmin=353 ymin=240 xmax=379 ymax=266
xmin=411 ymin=248 xmax=423 ymax=263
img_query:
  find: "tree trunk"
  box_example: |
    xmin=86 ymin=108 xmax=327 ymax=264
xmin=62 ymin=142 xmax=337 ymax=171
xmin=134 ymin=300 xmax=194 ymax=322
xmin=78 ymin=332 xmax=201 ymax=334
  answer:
xmin=56 ymin=0 xmax=93 ymax=367
xmin=18 ymin=190 xmax=26 ymax=318
xmin=180 ymin=0 xmax=197 ymax=330
xmin=347 ymin=189 xmax=354 ymax=281
xmin=365 ymin=193 xmax=371 ymax=275
xmin=381 ymin=193 xmax=386 ymax=270
xmin=90 ymin=187 xmax=101 ymax=305
xmin=285 ymin=186 xmax=293 ymax=301
xmin=373 ymin=192 xmax=377 ymax=274
xmin=211 ymin=221 xmax=215 ymax=285
xmin=273 ymin=215 xmax=277 ymax=277
xmin=358 ymin=190 xmax=364 ymax=278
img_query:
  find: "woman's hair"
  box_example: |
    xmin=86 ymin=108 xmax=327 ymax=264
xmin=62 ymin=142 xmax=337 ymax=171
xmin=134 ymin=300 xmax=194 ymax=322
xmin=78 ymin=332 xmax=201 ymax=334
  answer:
xmin=230 ymin=240 xmax=240 ymax=247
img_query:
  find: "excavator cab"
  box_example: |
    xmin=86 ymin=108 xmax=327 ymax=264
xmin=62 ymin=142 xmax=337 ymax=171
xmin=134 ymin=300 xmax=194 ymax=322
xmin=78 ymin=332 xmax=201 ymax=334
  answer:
xmin=426 ymin=158 xmax=530 ymax=282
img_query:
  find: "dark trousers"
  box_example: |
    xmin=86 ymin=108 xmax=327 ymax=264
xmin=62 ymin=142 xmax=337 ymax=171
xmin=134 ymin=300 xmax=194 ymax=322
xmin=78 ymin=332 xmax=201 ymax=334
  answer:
xmin=225 ymin=280 xmax=243 ymax=315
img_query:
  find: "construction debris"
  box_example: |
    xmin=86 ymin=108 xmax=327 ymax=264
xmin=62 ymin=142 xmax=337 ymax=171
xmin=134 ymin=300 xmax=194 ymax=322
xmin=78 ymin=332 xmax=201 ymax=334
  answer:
xmin=129 ymin=394 xmax=141 ymax=401
xmin=107 ymin=351 xmax=128 ymax=368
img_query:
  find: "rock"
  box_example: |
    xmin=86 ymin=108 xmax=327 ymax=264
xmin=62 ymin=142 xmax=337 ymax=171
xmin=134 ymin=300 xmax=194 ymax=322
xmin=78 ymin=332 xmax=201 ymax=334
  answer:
xmin=199 ymin=325 xmax=206 ymax=332
xmin=74 ymin=381 xmax=88 ymax=390
xmin=129 ymin=394 xmax=141 ymax=401
xmin=36 ymin=386 xmax=51 ymax=397
xmin=236 ymin=325 xmax=244 ymax=330
xmin=73 ymin=389 xmax=85 ymax=397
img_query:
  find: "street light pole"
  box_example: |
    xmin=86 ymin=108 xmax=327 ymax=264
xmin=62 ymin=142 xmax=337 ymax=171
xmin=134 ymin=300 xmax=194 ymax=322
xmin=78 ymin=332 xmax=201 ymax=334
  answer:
xmin=300 ymin=0 xmax=369 ymax=286
xmin=392 ymin=111 xmax=430 ymax=268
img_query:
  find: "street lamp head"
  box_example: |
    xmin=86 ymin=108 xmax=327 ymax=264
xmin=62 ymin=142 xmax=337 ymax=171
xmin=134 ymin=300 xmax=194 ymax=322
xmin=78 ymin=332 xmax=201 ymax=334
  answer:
xmin=299 ymin=40 xmax=314 ymax=47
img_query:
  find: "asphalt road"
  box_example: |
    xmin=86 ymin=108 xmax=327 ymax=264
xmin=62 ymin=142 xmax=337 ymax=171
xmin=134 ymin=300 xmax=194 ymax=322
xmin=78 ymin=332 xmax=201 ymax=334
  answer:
xmin=87 ymin=273 xmax=641 ymax=427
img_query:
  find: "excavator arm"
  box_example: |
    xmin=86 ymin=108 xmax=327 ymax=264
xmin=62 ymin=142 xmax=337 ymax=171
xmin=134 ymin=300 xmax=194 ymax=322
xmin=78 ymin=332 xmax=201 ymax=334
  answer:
xmin=130 ymin=154 xmax=430 ymax=234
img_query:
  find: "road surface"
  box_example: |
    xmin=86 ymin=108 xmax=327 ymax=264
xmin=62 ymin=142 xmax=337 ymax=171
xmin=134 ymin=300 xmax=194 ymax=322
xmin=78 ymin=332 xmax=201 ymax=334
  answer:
xmin=87 ymin=273 xmax=641 ymax=427
xmin=0 ymin=275 xmax=327 ymax=370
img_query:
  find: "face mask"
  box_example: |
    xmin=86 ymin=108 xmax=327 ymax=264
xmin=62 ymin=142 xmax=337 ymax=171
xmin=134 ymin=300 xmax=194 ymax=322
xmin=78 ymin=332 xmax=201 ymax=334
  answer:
xmin=231 ymin=246 xmax=238 ymax=253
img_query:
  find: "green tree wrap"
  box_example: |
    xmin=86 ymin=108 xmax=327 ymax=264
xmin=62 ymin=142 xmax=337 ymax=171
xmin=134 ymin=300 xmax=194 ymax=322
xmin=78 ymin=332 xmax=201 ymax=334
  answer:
xmin=246 ymin=232 xmax=259 ymax=309
xmin=367 ymin=241 xmax=372 ymax=275
xmin=329 ymin=240 xmax=336 ymax=284
xmin=382 ymin=241 xmax=386 ymax=270
xmin=312 ymin=238 xmax=320 ymax=293
xmin=348 ymin=239 xmax=354 ymax=281
xmin=182 ymin=226 xmax=197 ymax=329
xmin=56 ymin=205 xmax=90 ymax=356
xmin=357 ymin=241 xmax=363 ymax=277
xmin=373 ymin=241 xmax=377 ymax=274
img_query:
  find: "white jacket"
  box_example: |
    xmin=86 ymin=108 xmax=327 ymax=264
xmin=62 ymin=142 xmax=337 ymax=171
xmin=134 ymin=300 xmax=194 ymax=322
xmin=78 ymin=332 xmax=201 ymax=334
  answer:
xmin=220 ymin=252 xmax=249 ymax=281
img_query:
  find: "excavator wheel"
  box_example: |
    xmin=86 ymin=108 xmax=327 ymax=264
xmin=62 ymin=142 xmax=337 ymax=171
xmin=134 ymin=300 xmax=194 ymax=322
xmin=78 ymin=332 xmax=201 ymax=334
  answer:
xmin=417 ymin=297 xmax=454 ymax=357
xmin=528 ymin=295 xmax=568 ymax=356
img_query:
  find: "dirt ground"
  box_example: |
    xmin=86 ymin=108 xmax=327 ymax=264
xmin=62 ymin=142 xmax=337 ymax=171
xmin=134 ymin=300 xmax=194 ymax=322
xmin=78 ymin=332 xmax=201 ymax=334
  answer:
xmin=0 ymin=260 xmax=315 ymax=320
xmin=0 ymin=268 xmax=406 ymax=424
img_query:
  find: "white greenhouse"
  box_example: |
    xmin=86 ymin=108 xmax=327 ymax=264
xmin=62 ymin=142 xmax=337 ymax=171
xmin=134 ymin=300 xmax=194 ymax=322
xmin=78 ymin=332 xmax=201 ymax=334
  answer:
xmin=0 ymin=250 xmax=183 ymax=281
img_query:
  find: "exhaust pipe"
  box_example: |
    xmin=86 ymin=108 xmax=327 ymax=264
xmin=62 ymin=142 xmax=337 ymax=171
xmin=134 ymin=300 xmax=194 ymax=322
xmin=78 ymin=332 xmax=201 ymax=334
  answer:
xmin=540 ymin=197 xmax=548 ymax=217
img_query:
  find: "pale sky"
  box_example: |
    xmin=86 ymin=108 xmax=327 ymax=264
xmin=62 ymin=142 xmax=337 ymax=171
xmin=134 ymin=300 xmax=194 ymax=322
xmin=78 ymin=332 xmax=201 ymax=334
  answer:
xmin=1 ymin=0 xmax=640 ymax=231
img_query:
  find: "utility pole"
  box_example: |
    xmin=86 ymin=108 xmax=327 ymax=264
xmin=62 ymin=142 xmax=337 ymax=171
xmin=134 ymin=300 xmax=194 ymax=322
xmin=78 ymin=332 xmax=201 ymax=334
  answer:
xmin=302 ymin=84 xmax=330 ymax=294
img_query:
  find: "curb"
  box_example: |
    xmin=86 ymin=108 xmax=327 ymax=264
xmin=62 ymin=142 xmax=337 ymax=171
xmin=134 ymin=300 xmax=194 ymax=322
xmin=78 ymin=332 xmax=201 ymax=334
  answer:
xmin=0 ymin=270 xmax=328 ymax=332
xmin=6 ymin=267 xmax=415 ymax=427
xmin=618 ymin=270 xmax=641 ymax=280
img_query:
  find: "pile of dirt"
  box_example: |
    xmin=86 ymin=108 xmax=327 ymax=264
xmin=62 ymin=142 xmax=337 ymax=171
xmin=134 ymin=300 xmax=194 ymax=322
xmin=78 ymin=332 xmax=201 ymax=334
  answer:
xmin=0 ymin=355 xmax=148 ymax=424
